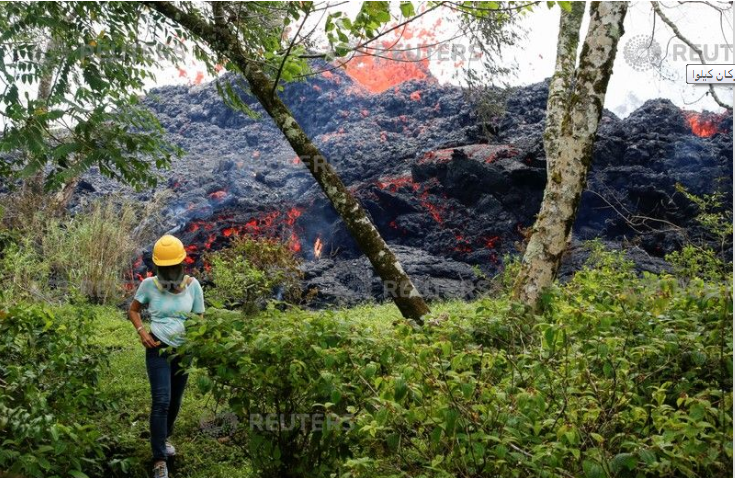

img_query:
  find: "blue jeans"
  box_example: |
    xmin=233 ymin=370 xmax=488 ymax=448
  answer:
xmin=146 ymin=335 xmax=189 ymax=461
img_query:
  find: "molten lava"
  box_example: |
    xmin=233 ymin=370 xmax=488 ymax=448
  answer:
xmin=343 ymin=52 xmax=431 ymax=94
xmin=176 ymin=206 xmax=307 ymax=270
xmin=313 ymin=237 xmax=324 ymax=259
xmin=377 ymin=175 xmax=420 ymax=193
xmin=685 ymin=112 xmax=721 ymax=138
xmin=209 ymin=190 xmax=227 ymax=201
xmin=375 ymin=175 xmax=445 ymax=224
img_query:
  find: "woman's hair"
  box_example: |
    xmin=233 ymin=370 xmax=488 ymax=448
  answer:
xmin=155 ymin=264 xmax=185 ymax=292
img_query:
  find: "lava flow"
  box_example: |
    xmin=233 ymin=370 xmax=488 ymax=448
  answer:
xmin=313 ymin=237 xmax=324 ymax=259
xmin=342 ymin=52 xmax=431 ymax=94
xmin=209 ymin=190 xmax=228 ymax=201
xmin=177 ymin=207 xmax=305 ymax=270
xmin=685 ymin=111 xmax=722 ymax=137
xmin=376 ymin=175 xmax=446 ymax=224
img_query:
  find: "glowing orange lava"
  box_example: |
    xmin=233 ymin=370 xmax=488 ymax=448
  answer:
xmin=685 ymin=112 xmax=720 ymax=137
xmin=313 ymin=237 xmax=323 ymax=259
xmin=343 ymin=53 xmax=431 ymax=93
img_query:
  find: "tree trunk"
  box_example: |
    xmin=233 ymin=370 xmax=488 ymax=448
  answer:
xmin=22 ymin=38 xmax=56 ymax=196
xmin=22 ymin=32 xmax=79 ymax=210
xmin=146 ymin=1 xmax=430 ymax=323
xmin=513 ymin=2 xmax=627 ymax=308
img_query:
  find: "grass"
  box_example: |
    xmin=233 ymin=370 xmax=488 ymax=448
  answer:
xmin=78 ymin=305 xmax=253 ymax=478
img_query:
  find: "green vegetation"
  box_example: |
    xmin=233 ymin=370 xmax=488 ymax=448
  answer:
xmin=0 ymin=201 xmax=139 ymax=305
xmin=0 ymin=198 xmax=731 ymax=478
xmin=183 ymin=245 xmax=733 ymax=478
xmin=2 ymin=241 xmax=729 ymax=478
xmin=0 ymin=304 xmax=109 ymax=478
xmin=204 ymin=237 xmax=308 ymax=314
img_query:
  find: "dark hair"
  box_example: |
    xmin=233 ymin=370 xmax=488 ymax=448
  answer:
xmin=155 ymin=264 xmax=185 ymax=292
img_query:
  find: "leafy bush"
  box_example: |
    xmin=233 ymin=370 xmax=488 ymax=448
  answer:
xmin=0 ymin=303 xmax=114 ymax=477
xmin=0 ymin=200 xmax=138 ymax=304
xmin=181 ymin=306 xmax=395 ymax=478
xmin=666 ymin=244 xmax=730 ymax=282
xmin=0 ymin=233 xmax=52 ymax=304
xmin=345 ymin=248 xmax=733 ymax=478
xmin=186 ymin=246 xmax=732 ymax=478
xmin=205 ymin=237 xmax=307 ymax=314
xmin=675 ymin=184 xmax=732 ymax=251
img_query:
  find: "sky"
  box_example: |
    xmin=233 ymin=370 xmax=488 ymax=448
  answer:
xmin=157 ymin=1 xmax=733 ymax=118
xmin=157 ymin=2 xmax=733 ymax=117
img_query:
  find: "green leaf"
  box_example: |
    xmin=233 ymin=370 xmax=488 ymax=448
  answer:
xmin=331 ymin=389 xmax=342 ymax=404
xmin=399 ymin=2 xmax=415 ymax=18
xmin=394 ymin=378 xmax=408 ymax=401
xmin=610 ymin=453 xmax=637 ymax=474
xmin=582 ymin=460 xmax=604 ymax=478
xmin=639 ymin=449 xmax=656 ymax=466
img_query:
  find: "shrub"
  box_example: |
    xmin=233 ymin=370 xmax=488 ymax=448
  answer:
xmin=0 ymin=200 xmax=138 ymax=304
xmin=345 ymin=249 xmax=733 ymax=478
xmin=186 ymin=246 xmax=732 ymax=478
xmin=205 ymin=237 xmax=307 ymax=314
xmin=43 ymin=201 xmax=138 ymax=304
xmin=0 ymin=303 xmax=113 ymax=477
xmin=0 ymin=233 xmax=52 ymax=304
xmin=667 ymin=245 xmax=730 ymax=282
xmin=181 ymin=306 xmax=397 ymax=478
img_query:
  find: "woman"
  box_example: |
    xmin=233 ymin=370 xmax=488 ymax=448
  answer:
xmin=128 ymin=235 xmax=205 ymax=478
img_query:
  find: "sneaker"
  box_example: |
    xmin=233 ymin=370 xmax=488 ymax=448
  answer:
xmin=165 ymin=441 xmax=176 ymax=457
xmin=153 ymin=462 xmax=168 ymax=478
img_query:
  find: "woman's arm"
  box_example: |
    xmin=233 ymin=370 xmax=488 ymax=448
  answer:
xmin=128 ymin=299 xmax=160 ymax=348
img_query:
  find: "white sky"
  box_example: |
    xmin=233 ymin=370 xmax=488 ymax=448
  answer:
xmin=158 ymin=1 xmax=733 ymax=118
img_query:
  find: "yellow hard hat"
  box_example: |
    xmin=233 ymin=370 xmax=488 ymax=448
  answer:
xmin=152 ymin=235 xmax=187 ymax=266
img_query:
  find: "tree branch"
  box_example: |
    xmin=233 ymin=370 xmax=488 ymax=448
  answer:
xmin=271 ymin=7 xmax=311 ymax=98
xmin=652 ymin=1 xmax=732 ymax=110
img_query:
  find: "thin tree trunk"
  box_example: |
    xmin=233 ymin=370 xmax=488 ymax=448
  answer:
xmin=23 ymin=29 xmax=79 ymax=210
xmin=22 ymin=38 xmax=56 ymax=196
xmin=146 ymin=1 xmax=430 ymax=323
xmin=513 ymin=2 xmax=628 ymax=308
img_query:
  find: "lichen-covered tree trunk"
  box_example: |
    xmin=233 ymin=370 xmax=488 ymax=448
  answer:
xmin=147 ymin=1 xmax=430 ymax=323
xmin=513 ymin=2 xmax=627 ymax=307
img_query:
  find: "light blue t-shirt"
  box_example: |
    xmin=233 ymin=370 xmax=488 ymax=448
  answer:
xmin=134 ymin=277 xmax=205 ymax=347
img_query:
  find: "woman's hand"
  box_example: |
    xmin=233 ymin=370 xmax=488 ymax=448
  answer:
xmin=129 ymin=299 xmax=160 ymax=348
xmin=139 ymin=329 xmax=161 ymax=348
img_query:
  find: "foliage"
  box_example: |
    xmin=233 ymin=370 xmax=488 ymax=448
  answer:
xmin=0 ymin=2 xmax=183 ymax=191
xmin=675 ymin=183 xmax=733 ymax=251
xmin=344 ymin=247 xmax=732 ymax=478
xmin=0 ymin=303 xmax=112 ymax=478
xmin=185 ymin=246 xmax=732 ymax=478
xmin=43 ymin=201 xmax=138 ymax=303
xmin=0 ymin=200 xmax=139 ymax=304
xmin=667 ymin=244 xmax=730 ymax=282
xmin=666 ymin=185 xmax=732 ymax=282
xmin=204 ymin=237 xmax=307 ymax=314
xmin=180 ymin=306 xmax=395 ymax=478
